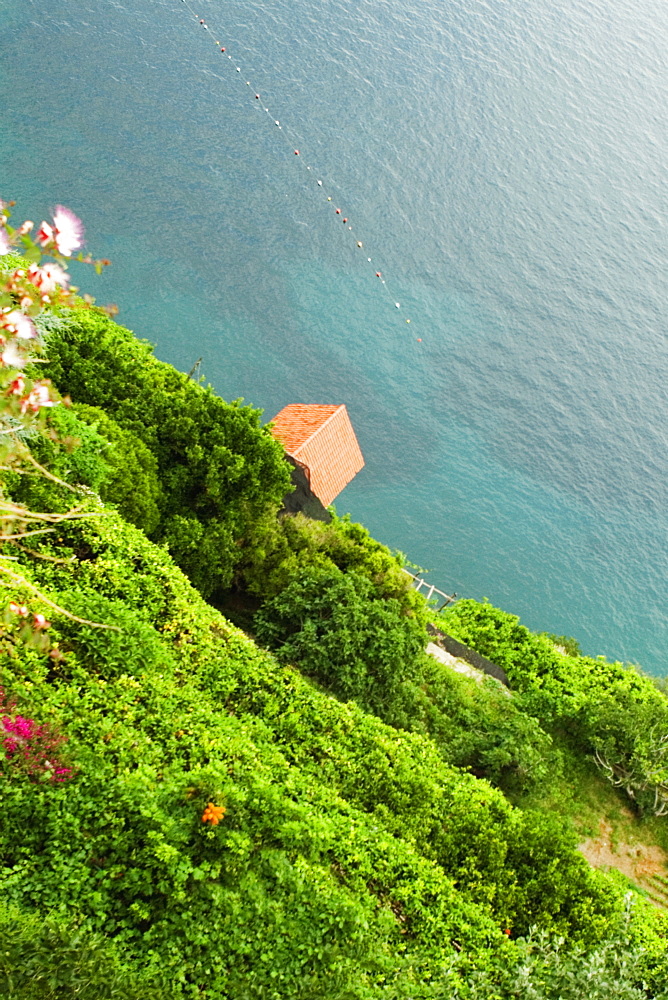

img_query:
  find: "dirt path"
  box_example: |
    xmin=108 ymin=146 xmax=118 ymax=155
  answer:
xmin=579 ymin=820 xmax=668 ymax=907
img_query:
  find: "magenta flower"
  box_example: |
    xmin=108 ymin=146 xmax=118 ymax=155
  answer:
xmin=1 ymin=709 xmax=73 ymax=783
xmin=52 ymin=205 xmax=84 ymax=257
xmin=2 ymin=714 xmax=34 ymax=752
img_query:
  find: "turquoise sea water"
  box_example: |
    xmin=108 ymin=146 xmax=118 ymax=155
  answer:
xmin=2 ymin=0 xmax=667 ymax=671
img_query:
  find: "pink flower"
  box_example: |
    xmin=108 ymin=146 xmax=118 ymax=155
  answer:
xmin=52 ymin=205 xmax=84 ymax=257
xmin=0 ymin=228 xmax=10 ymax=256
xmin=32 ymin=613 xmax=49 ymax=630
xmin=0 ymin=341 xmax=26 ymax=369
xmin=17 ymin=220 xmax=33 ymax=236
xmin=0 ymin=310 xmax=36 ymax=339
xmin=35 ymin=220 xmax=54 ymax=248
xmin=20 ymin=382 xmax=57 ymax=413
xmin=15 ymin=605 xmax=28 ymax=617
xmin=7 ymin=375 xmax=25 ymax=396
xmin=27 ymin=262 xmax=70 ymax=293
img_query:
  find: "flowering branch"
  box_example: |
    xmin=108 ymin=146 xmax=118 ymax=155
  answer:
xmin=0 ymin=198 xmax=120 ymax=636
xmin=0 ymin=565 xmax=120 ymax=629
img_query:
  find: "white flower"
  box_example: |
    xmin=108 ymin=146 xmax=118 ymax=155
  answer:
xmin=35 ymin=220 xmax=54 ymax=247
xmin=21 ymin=382 xmax=57 ymax=413
xmin=1 ymin=341 xmax=26 ymax=369
xmin=52 ymin=205 xmax=84 ymax=257
xmin=1 ymin=310 xmax=36 ymax=339
xmin=27 ymin=262 xmax=70 ymax=293
xmin=0 ymin=227 xmax=10 ymax=255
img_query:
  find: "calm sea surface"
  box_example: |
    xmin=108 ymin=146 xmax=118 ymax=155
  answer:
xmin=2 ymin=0 xmax=667 ymax=671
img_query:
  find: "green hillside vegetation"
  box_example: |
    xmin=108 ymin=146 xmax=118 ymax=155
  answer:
xmin=439 ymin=601 xmax=668 ymax=821
xmin=1 ymin=304 xmax=667 ymax=997
xmin=34 ymin=310 xmax=292 ymax=599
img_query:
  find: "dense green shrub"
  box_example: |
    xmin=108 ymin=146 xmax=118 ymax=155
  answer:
xmin=236 ymin=511 xmax=426 ymax=617
xmin=6 ymin=404 xmax=111 ymax=512
xmin=456 ymin=921 xmax=668 ymax=1000
xmin=409 ymin=660 xmax=556 ymax=792
xmin=254 ymin=566 xmax=428 ymax=713
xmin=72 ymin=404 xmax=164 ymax=534
xmin=36 ymin=309 xmax=292 ymax=596
xmin=0 ymin=903 xmax=169 ymax=1000
xmin=440 ymin=600 xmax=668 ymax=815
xmin=254 ymin=568 xmax=554 ymax=792
xmin=0 ymin=507 xmax=649 ymax=997
xmin=9 ymin=403 xmax=164 ymax=535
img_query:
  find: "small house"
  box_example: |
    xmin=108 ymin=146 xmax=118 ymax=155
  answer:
xmin=269 ymin=404 xmax=364 ymax=517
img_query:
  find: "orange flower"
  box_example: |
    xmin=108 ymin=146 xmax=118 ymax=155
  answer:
xmin=201 ymin=802 xmax=225 ymax=826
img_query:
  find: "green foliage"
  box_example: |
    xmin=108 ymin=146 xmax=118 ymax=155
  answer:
xmin=7 ymin=402 xmax=164 ymax=534
xmin=8 ymin=405 xmax=164 ymax=534
xmin=36 ymin=308 xmax=292 ymax=596
xmin=440 ymin=600 xmax=668 ymax=816
xmin=0 ymin=302 xmax=663 ymax=995
xmin=254 ymin=566 xmax=428 ymax=712
xmin=544 ymin=632 xmax=583 ymax=657
xmin=73 ymin=404 xmax=164 ymax=534
xmin=236 ymin=510 xmax=427 ymax=617
xmin=0 ymin=902 xmax=169 ymax=1000
xmin=409 ymin=660 xmax=556 ymax=792
xmin=456 ymin=919 xmax=668 ymax=1000
xmin=254 ymin=568 xmax=553 ymax=792
xmin=7 ymin=404 xmax=111 ymax=511
xmin=0 ymin=508 xmax=652 ymax=996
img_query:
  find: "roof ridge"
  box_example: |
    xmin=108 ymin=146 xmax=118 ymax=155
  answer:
xmin=292 ymin=404 xmax=344 ymax=456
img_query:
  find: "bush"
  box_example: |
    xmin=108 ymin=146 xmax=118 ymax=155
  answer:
xmin=0 ymin=903 xmax=169 ymax=1000
xmin=37 ymin=309 xmax=292 ymax=596
xmin=9 ymin=403 xmax=165 ymax=535
xmin=255 ymin=570 xmax=554 ymax=793
xmin=73 ymin=404 xmax=164 ymax=534
xmin=0 ymin=507 xmax=640 ymax=998
xmin=254 ymin=566 xmax=428 ymax=713
xmin=235 ymin=510 xmax=427 ymax=616
xmin=410 ymin=660 xmax=556 ymax=792
xmin=440 ymin=599 xmax=668 ymax=815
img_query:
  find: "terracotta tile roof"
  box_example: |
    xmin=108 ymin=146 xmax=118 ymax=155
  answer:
xmin=270 ymin=404 xmax=364 ymax=508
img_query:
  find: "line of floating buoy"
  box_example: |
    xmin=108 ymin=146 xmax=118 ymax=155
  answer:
xmin=181 ymin=0 xmax=423 ymax=342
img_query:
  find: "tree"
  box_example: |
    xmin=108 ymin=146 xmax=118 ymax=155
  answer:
xmin=254 ymin=566 xmax=427 ymax=713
